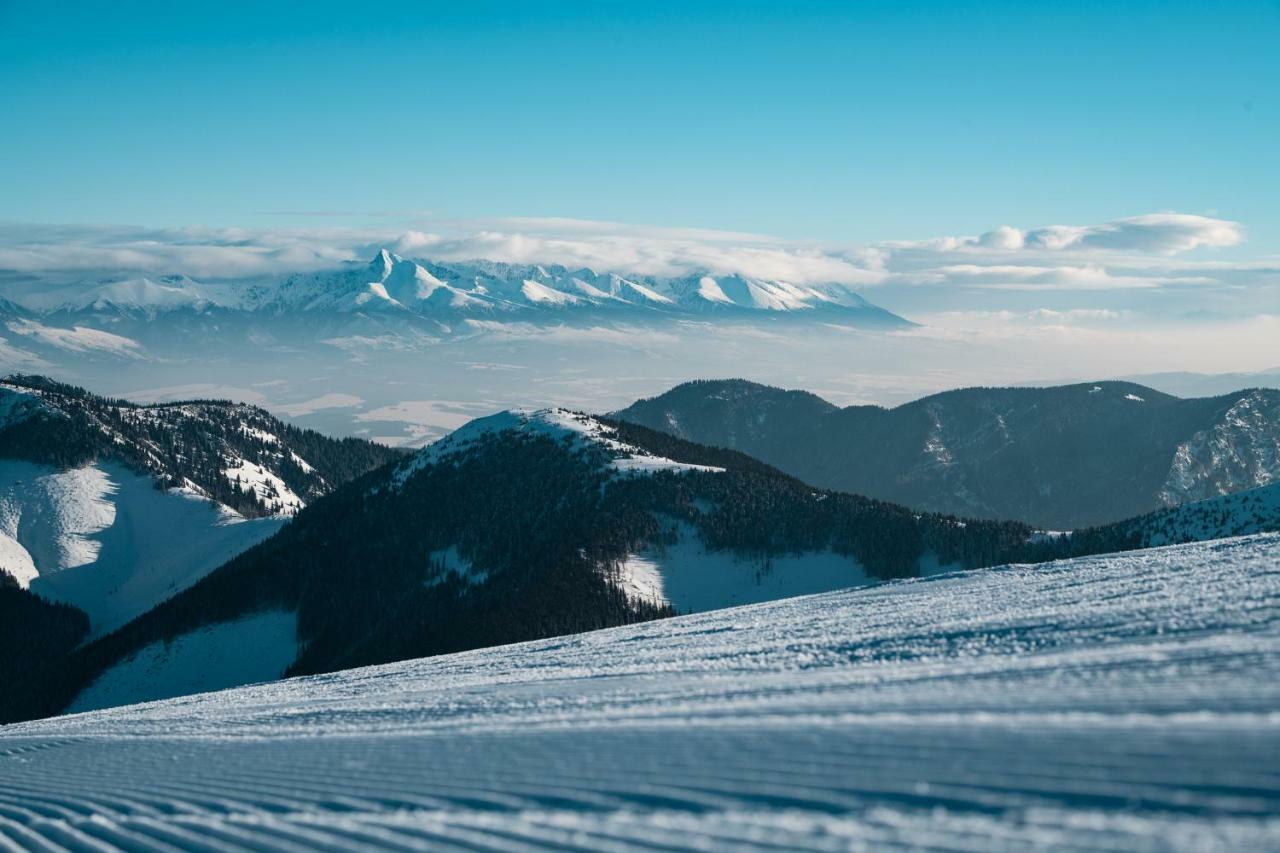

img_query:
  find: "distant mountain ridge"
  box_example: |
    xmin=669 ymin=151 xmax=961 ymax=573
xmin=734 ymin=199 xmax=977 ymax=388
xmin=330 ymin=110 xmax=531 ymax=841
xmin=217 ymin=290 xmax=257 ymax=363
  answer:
xmin=614 ymin=378 xmax=1280 ymax=528
xmin=5 ymin=250 xmax=911 ymax=329
xmin=0 ymin=374 xmax=401 ymax=518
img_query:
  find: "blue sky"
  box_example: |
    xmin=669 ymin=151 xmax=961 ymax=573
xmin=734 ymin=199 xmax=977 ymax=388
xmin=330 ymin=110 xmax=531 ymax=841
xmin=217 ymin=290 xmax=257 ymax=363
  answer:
xmin=1 ymin=0 xmax=1277 ymax=249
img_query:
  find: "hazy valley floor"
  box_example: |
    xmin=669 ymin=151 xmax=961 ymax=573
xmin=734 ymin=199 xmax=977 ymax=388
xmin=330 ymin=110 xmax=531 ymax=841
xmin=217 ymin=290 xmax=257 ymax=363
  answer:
xmin=2 ymin=534 xmax=1279 ymax=851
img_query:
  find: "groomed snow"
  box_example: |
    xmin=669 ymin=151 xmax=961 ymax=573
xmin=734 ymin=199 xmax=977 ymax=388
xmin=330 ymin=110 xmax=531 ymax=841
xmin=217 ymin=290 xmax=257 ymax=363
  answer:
xmin=3 ymin=534 xmax=1277 ymax=850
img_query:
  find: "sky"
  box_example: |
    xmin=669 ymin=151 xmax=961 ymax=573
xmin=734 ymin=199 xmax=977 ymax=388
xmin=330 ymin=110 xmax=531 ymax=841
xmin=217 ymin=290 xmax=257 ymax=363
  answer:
xmin=1 ymin=1 xmax=1276 ymax=244
xmin=0 ymin=0 xmax=1277 ymax=395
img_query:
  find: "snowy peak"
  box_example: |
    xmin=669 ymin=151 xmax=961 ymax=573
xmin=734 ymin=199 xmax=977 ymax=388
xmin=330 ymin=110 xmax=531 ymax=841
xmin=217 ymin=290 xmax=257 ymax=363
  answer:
xmin=370 ymin=248 xmax=396 ymax=278
xmin=394 ymin=407 xmax=724 ymax=487
xmin=665 ymin=273 xmax=874 ymax=313
xmin=1 ymin=253 xmax=910 ymax=329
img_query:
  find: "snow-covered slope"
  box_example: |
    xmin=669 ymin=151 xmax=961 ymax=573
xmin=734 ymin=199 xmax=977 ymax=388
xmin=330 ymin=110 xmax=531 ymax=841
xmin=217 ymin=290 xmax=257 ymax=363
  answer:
xmin=393 ymin=407 xmax=725 ymax=485
xmin=0 ymin=375 xmax=399 ymax=518
xmin=0 ymin=376 xmax=400 ymax=636
xmin=1115 ymin=480 xmax=1280 ymax=547
xmin=67 ymin=610 xmax=298 ymax=714
xmin=0 ymin=460 xmax=284 ymax=636
xmin=4 ymin=534 xmax=1277 ymax=851
xmin=1160 ymin=388 xmax=1280 ymax=503
xmin=14 ymin=411 xmax=1029 ymax=723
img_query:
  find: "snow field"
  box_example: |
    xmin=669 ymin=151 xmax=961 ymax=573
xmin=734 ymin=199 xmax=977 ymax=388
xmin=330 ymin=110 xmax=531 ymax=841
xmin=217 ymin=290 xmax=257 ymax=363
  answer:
xmin=0 ymin=460 xmax=285 ymax=636
xmin=2 ymin=534 xmax=1278 ymax=850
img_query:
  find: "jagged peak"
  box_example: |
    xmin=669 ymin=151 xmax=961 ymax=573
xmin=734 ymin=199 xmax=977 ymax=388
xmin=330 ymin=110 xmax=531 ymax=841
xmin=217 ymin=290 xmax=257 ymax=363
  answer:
xmin=369 ymin=248 xmax=399 ymax=277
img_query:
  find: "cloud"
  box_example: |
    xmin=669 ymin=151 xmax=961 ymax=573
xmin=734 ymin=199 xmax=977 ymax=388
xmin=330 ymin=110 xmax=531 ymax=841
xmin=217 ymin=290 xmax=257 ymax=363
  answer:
xmin=388 ymin=228 xmax=884 ymax=285
xmin=905 ymin=263 xmax=1166 ymax=290
xmin=0 ymin=213 xmax=1264 ymax=309
xmin=887 ymin=213 xmax=1243 ymax=256
xmin=0 ymin=223 xmax=361 ymax=279
xmin=1021 ymin=214 xmax=1243 ymax=253
xmin=458 ymin=320 xmax=681 ymax=347
xmin=919 ymin=308 xmax=1129 ymax=328
xmin=0 ymin=220 xmax=885 ymax=286
xmin=6 ymin=319 xmax=144 ymax=357
xmin=274 ymin=393 xmax=365 ymax=417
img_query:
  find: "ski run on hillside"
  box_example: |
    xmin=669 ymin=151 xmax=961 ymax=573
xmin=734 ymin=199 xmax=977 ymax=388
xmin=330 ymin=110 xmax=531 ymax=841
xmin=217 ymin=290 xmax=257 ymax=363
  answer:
xmin=2 ymin=533 xmax=1277 ymax=851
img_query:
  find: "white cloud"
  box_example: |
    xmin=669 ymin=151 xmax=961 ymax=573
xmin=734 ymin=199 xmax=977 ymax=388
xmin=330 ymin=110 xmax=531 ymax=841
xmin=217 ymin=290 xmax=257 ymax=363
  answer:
xmin=888 ymin=213 xmax=1243 ymax=256
xmin=274 ymin=393 xmax=365 ymax=417
xmin=388 ymin=228 xmax=883 ymax=285
xmin=918 ymin=308 xmax=1129 ymax=329
xmin=458 ymin=320 xmax=681 ymax=347
xmin=0 ymin=221 xmax=883 ymax=286
xmin=6 ymin=319 xmax=144 ymax=357
xmin=0 ymin=213 xmax=1264 ymax=310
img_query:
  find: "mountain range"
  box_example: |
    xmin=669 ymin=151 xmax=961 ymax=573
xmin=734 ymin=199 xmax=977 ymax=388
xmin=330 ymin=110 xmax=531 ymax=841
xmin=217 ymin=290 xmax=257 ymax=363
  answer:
xmin=2 ymin=250 xmax=910 ymax=332
xmin=6 ymin=405 xmax=1037 ymax=723
xmin=5 ymin=375 xmax=1280 ymax=726
xmin=615 ymin=379 xmax=1280 ymax=528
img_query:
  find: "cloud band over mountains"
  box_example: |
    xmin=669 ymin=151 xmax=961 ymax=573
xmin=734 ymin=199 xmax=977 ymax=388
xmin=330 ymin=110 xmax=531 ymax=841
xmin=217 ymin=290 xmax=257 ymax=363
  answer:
xmin=0 ymin=214 xmax=1271 ymax=310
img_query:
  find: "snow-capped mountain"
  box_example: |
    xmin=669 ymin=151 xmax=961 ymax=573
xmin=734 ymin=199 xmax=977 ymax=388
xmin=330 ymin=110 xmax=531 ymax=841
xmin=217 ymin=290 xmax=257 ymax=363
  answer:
xmin=6 ymin=407 xmax=1034 ymax=722
xmin=5 ymin=533 xmax=1276 ymax=850
xmin=3 ymin=250 xmax=911 ymax=327
xmin=615 ymin=379 xmax=1280 ymax=528
xmin=0 ymin=376 xmax=401 ymax=636
xmin=30 ymin=275 xmax=223 ymax=319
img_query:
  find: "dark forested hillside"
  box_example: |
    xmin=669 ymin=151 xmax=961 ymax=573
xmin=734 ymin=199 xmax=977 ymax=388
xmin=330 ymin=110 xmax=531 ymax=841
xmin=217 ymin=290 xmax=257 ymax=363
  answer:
xmin=6 ymin=409 xmax=1035 ymax=723
xmin=0 ymin=374 xmax=402 ymax=517
xmin=615 ymin=379 xmax=1280 ymax=528
xmin=0 ymin=577 xmax=89 ymax=723
xmin=12 ymin=404 xmax=1272 ymax=726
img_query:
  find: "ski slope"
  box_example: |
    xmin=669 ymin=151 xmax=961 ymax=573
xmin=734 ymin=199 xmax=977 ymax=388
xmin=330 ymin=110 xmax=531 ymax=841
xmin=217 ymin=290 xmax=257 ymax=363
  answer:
xmin=2 ymin=534 xmax=1278 ymax=851
xmin=0 ymin=460 xmax=285 ymax=637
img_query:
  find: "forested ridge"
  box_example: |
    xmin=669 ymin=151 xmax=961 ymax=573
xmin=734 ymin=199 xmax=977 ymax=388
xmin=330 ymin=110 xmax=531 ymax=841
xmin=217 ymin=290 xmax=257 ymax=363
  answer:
xmin=0 ymin=374 xmax=402 ymax=517
xmin=616 ymin=378 xmax=1280 ymax=528
xmin=0 ymin=578 xmax=88 ymax=721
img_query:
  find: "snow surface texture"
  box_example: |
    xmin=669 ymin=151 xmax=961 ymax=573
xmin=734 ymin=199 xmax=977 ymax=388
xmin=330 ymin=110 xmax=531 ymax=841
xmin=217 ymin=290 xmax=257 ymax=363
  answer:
xmin=393 ymin=407 xmax=724 ymax=487
xmin=3 ymin=534 xmax=1278 ymax=851
xmin=0 ymin=460 xmax=284 ymax=636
